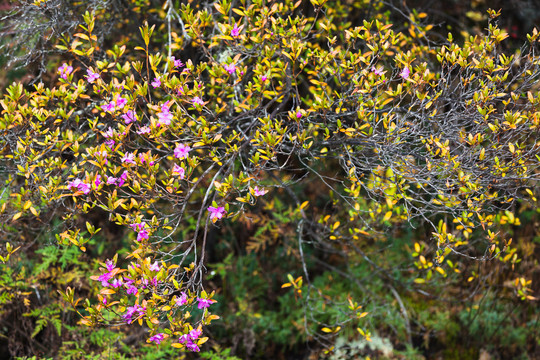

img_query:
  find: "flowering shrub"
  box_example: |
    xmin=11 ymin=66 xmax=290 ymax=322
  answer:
xmin=0 ymin=0 xmax=539 ymax=357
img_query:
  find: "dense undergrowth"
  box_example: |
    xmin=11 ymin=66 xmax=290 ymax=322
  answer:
xmin=0 ymin=0 xmax=538 ymax=359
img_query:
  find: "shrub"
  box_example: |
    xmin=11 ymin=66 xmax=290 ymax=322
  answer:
xmin=0 ymin=0 xmax=538 ymax=357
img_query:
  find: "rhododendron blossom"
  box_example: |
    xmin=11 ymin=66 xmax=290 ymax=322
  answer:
xmin=208 ymin=206 xmax=226 ymax=221
xmin=137 ymin=126 xmax=151 ymax=135
xmin=175 ymin=292 xmax=188 ymax=306
xmin=115 ymin=97 xmax=127 ymax=109
xmin=400 ymin=66 xmax=410 ymax=79
xmin=174 ymin=144 xmax=191 ymax=159
xmin=192 ymin=96 xmax=204 ymax=106
xmin=110 ymin=278 xmax=123 ymax=288
xmin=224 ymin=63 xmax=236 ymax=74
xmin=148 ymin=333 xmax=165 ymax=344
xmin=94 ymin=174 xmax=102 ymax=188
xmin=121 ymin=152 xmax=136 ymax=165
xmin=58 ymin=63 xmax=73 ymax=79
xmin=170 ymin=56 xmax=184 ymax=68
xmin=371 ymin=66 xmax=384 ymax=76
xmin=102 ymin=102 xmax=115 ymax=113
xmin=197 ymin=297 xmax=216 ymax=309
xmin=86 ymin=68 xmax=100 ymax=83
xmin=253 ymin=186 xmax=268 ymax=196
xmin=151 ymin=77 xmax=161 ymax=88
xmin=172 ymin=164 xmax=185 ymax=179
xmin=67 ymin=179 xmax=91 ymax=194
xmin=157 ymin=103 xmax=173 ymax=126
xmin=122 ymin=110 xmax=136 ymax=124
xmin=231 ymin=23 xmax=240 ymax=37
xmin=149 ymin=261 xmax=161 ymax=272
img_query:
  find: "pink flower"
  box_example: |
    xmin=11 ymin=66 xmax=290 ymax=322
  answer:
xmin=170 ymin=56 xmax=184 ymax=68
xmin=111 ymin=278 xmax=123 ymax=288
xmin=400 ymin=66 xmax=410 ymax=79
xmin=97 ymin=272 xmax=113 ymax=287
xmin=86 ymin=69 xmax=100 ymax=83
xmin=121 ymin=152 xmax=136 ymax=165
xmin=117 ymin=171 xmax=128 ymax=186
xmin=126 ymin=285 xmax=138 ymax=295
xmin=58 ymin=63 xmax=73 ymax=80
xmin=67 ymin=179 xmax=91 ymax=195
xmin=253 ymin=186 xmax=268 ymax=196
xmin=224 ymin=63 xmax=236 ymax=74
xmin=151 ymin=77 xmax=161 ymax=88
xmin=189 ymin=328 xmax=202 ymax=340
xmin=130 ymin=222 xmax=146 ymax=232
xmin=179 ymin=334 xmax=200 ymax=352
xmin=116 ymin=97 xmax=128 ymax=109
xmin=137 ymin=126 xmax=151 ymax=135
xmin=149 ymin=261 xmax=161 ymax=272
xmin=261 ymin=75 xmax=268 ymax=82
xmin=186 ymin=341 xmax=200 ymax=352
xmin=103 ymin=127 xmax=114 ymax=139
xmin=157 ymin=105 xmax=173 ymax=126
xmin=208 ymin=206 xmax=226 ymax=221
xmin=123 ymin=305 xmax=138 ymax=323
xmin=172 ymin=164 xmax=185 ymax=179
xmin=231 ymin=23 xmax=240 ymax=37
xmin=371 ymin=66 xmax=383 ymax=76
xmin=139 ymin=153 xmax=155 ymax=166
xmin=137 ymin=228 xmax=149 ymax=242
xmin=106 ymin=176 xmax=118 ymax=185
xmin=148 ymin=333 xmax=165 ymax=345
xmin=174 ymin=144 xmax=191 ymax=159
xmin=105 ymin=260 xmax=115 ymax=272
xmin=122 ymin=110 xmax=136 ymax=124
xmin=296 ymin=111 xmax=302 ymax=119
xmin=192 ymin=96 xmax=204 ymax=106
xmin=197 ymin=297 xmax=216 ymax=309
xmin=94 ymin=174 xmax=102 ymax=188
xmin=102 ymin=101 xmax=115 ymax=113
xmin=175 ymin=292 xmax=188 ymax=306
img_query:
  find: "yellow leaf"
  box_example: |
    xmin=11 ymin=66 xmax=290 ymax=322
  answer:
xmin=30 ymin=207 xmax=38 ymax=216
xmin=299 ymin=201 xmax=309 ymax=210
xmin=321 ymin=327 xmax=332 ymax=333
xmin=12 ymin=212 xmax=22 ymax=221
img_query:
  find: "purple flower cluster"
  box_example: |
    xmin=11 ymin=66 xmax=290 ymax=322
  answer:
xmin=67 ymin=178 xmax=91 ymax=195
xmin=86 ymin=69 xmax=100 ymax=83
xmin=122 ymin=110 xmax=136 ymax=124
xmin=174 ymin=144 xmax=191 ymax=159
xmin=148 ymin=332 xmax=165 ymax=344
xmin=130 ymin=222 xmax=149 ymax=242
xmin=123 ymin=304 xmax=146 ymax=323
xmin=157 ymin=102 xmax=173 ymax=126
xmin=208 ymin=206 xmax=226 ymax=221
xmin=58 ymin=63 xmax=73 ymax=80
xmin=179 ymin=328 xmax=202 ymax=352
xmin=172 ymin=164 xmax=185 ymax=179
xmin=106 ymin=171 xmax=128 ymax=187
